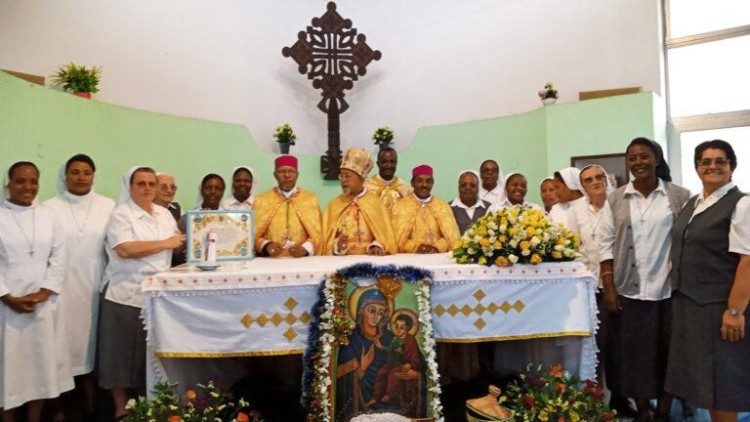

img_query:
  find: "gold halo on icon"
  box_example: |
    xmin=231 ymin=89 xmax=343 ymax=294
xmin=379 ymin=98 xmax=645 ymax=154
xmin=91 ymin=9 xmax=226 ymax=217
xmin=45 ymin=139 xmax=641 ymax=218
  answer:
xmin=348 ymin=286 xmax=395 ymax=321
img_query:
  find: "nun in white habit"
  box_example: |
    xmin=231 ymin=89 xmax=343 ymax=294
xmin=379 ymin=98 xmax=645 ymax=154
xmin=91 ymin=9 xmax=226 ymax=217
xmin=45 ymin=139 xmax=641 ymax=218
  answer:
xmin=42 ymin=155 xmax=115 ymax=380
xmin=0 ymin=161 xmax=73 ymax=418
xmin=548 ymin=167 xmax=585 ymax=229
xmin=567 ymin=165 xmax=616 ymax=283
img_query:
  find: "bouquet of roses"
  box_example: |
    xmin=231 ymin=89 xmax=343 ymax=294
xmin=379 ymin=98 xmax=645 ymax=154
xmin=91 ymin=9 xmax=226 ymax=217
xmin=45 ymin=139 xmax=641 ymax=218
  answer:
xmin=500 ymin=363 xmax=616 ymax=422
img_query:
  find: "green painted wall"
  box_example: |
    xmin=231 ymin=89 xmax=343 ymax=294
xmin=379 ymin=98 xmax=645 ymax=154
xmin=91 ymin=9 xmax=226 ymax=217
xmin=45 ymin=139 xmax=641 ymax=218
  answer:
xmin=0 ymin=71 xmax=663 ymax=208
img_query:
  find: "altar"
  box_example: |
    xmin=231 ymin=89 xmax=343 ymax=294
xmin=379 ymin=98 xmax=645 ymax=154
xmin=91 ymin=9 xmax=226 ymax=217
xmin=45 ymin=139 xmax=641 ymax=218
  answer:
xmin=142 ymin=254 xmax=598 ymax=391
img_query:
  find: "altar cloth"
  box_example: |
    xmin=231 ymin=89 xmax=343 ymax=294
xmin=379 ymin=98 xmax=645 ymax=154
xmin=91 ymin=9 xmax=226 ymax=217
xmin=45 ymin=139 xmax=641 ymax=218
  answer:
xmin=142 ymin=254 xmax=598 ymax=387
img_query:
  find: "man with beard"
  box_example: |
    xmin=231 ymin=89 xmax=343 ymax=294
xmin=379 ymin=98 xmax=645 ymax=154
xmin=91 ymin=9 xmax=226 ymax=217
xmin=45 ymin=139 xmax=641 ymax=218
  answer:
xmin=321 ymin=148 xmax=397 ymax=256
xmin=365 ymin=147 xmax=411 ymax=213
xmin=391 ymin=165 xmax=460 ymax=253
xmin=253 ymin=155 xmax=322 ymax=257
xmin=220 ymin=166 xmax=256 ymax=210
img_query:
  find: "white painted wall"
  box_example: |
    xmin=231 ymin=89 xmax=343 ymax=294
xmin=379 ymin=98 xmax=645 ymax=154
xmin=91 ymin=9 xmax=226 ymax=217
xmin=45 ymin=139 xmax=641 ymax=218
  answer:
xmin=0 ymin=0 xmax=663 ymax=154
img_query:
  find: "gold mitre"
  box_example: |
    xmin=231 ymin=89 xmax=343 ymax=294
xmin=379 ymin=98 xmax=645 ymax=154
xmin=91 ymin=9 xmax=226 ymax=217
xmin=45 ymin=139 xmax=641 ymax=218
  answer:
xmin=340 ymin=147 xmax=373 ymax=179
xmin=375 ymin=275 xmax=402 ymax=300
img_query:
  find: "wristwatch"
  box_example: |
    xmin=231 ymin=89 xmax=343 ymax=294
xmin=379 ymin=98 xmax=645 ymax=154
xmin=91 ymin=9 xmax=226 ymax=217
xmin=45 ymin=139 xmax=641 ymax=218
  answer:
xmin=728 ymin=308 xmax=740 ymax=317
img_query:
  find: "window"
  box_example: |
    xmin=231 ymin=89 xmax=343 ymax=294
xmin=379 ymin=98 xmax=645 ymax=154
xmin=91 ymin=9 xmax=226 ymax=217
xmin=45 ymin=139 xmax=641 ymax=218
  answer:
xmin=664 ymin=0 xmax=750 ymax=188
xmin=679 ymin=127 xmax=750 ymax=194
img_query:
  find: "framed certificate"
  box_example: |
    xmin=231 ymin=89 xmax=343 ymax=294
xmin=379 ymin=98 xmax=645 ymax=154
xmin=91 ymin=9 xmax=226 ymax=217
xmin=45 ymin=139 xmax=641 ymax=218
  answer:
xmin=185 ymin=210 xmax=254 ymax=262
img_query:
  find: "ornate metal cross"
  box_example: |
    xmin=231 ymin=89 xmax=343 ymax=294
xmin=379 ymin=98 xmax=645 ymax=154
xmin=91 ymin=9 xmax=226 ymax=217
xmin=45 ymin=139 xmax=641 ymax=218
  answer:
xmin=282 ymin=2 xmax=382 ymax=180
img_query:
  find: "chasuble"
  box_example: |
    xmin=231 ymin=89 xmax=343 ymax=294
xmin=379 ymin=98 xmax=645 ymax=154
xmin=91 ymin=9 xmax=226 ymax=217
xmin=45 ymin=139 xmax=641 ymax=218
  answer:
xmin=321 ymin=190 xmax=397 ymax=255
xmin=365 ymin=175 xmax=412 ymax=213
xmin=253 ymin=187 xmax=322 ymax=256
xmin=391 ymin=196 xmax=461 ymax=253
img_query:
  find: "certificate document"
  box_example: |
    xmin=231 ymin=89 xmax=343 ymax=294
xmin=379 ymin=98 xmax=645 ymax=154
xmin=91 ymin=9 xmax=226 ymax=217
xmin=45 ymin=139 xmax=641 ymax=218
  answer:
xmin=185 ymin=210 xmax=254 ymax=262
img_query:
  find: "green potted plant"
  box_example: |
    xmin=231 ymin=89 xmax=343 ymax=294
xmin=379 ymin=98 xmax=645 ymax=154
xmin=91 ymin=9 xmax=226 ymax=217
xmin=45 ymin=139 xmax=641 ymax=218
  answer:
xmin=537 ymin=82 xmax=558 ymax=106
xmin=273 ymin=123 xmax=296 ymax=154
xmin=372 ymin=126 xmax=394 ymax=150
xmin=51 ymin=62 xmax=101 ymax=99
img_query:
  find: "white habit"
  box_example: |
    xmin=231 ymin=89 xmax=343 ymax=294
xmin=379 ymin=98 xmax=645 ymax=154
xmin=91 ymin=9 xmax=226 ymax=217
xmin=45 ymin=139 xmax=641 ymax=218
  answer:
xmin=0 ymin=201 xmax=74 ymax=409
xmin=44 ymin=190 xmax=115 ymax=376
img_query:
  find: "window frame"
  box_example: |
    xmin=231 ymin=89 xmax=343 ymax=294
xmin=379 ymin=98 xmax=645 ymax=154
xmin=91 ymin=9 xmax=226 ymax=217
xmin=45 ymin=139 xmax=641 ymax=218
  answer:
xmin=662 ymin=0 xmax=750 ymax=183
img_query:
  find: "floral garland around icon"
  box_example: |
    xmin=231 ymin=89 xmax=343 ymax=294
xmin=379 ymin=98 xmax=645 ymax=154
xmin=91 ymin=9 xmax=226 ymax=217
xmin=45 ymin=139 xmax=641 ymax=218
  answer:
xmin=301 ymin=263 xmax=443 ymax=422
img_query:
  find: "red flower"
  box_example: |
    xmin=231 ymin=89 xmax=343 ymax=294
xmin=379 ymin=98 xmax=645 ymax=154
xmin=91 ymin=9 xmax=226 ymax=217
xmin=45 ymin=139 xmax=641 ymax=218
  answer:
xmin=549 ymin=363 xmax=564 ymax=378
xmin=236 ymin=411 xmax=250 ymax=422
xmin=554 ymin=382 xmax=566 ymax=394
xmin=557 ymin=417 xmax=567 ymax=422
xmin=523 ymin=394 xmax=536 ymax=409
xmin=167 ymin=416 xmax=182 ymax=422
xmin=600 ymin=412 xmax=615 ymax=421
xmin=185 ymin=389 xmax=197 ymax=401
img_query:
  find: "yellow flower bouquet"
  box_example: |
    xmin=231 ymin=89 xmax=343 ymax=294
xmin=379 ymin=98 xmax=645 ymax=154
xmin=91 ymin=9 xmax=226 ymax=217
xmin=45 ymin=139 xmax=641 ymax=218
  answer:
xmin=452 ymin=205 xmax=580 ymax=266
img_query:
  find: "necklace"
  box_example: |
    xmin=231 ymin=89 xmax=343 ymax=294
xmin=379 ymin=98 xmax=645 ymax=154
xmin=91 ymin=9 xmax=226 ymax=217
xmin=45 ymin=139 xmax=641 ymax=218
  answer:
xmin=635 ymin=195 xmax=656 ymax=224
xmin=67 ymin=196 xmax=93 ymax=240
xmin=586 ymin=205 xmax=604 ymax=242
xmin=8 ymin=207 xmax=36 ymax=257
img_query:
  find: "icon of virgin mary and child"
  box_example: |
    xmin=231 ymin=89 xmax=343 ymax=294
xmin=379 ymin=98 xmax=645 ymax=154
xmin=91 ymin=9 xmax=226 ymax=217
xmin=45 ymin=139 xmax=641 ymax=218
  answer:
xmin=335 ymin=280 xmax=427 ymax=421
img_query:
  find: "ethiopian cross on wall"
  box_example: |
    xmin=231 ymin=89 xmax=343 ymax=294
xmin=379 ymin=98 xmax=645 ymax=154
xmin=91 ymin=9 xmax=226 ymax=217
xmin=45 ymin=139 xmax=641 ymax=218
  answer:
xmin=282 ymin=2 xmax=382 ymax=180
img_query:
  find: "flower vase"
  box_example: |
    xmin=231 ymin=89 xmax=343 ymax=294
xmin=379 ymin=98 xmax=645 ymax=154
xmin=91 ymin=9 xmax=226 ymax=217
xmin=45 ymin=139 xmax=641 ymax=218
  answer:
xmin=279 ymin=143 xmax=290 ymax=154
xmin=74 ymin=92 xmax=92 ymax=99
xmin=378 ymin=142 xmax=392 ymax=151
xmin=541 ymin=97 xmax=557 ymax=106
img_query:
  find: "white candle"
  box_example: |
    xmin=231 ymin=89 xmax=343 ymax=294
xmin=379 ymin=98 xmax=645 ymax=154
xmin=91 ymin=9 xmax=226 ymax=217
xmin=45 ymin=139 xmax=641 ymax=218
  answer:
xmin=204 ymin=231 xmax=217 ymax=263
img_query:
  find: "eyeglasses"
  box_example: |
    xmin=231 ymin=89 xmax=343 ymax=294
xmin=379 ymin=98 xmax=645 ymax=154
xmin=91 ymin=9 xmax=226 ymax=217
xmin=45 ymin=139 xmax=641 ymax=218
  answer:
xmin=581 ymin=173 xmax=607 ymax=185
xmin=696 ymin=158 xmax=730 ymax=168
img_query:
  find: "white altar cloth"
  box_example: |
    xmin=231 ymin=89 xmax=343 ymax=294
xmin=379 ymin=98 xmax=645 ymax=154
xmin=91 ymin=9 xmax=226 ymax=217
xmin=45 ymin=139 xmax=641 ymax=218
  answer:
xmin=142 ymin=254 xmax=598 ymax=388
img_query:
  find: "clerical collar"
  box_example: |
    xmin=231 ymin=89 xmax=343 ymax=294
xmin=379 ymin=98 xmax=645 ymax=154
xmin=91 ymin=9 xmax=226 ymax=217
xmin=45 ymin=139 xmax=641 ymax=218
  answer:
xmin=350 ymin=187 xmax=368 ymax=199
xmin=3 ymin=199 xmax=35 ymax=210
xmin=63 ymin=189 xmax=95 ymax=203
xmin=278 ymin=187 xmax=297 ymax=198
xmin=413 ymin=194 xmax=432 ymax=205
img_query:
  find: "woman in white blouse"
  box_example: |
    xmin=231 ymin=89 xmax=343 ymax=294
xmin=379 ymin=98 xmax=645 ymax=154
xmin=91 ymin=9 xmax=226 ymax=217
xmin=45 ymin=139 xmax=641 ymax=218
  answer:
xmin=598 ymin=138 xmax=691 ymax=421
xmin=0 ymin=161 xmax=73 ymax=421
xmin=98 ymin=167 xmax=184 ymax=420
xmin=43 ymin=154 xmax=115 ymax=415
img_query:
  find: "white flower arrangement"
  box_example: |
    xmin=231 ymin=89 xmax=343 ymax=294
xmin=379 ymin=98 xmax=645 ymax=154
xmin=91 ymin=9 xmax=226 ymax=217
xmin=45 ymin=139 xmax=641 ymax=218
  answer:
xmin=372 ymin=126 xmax=395 ymax=145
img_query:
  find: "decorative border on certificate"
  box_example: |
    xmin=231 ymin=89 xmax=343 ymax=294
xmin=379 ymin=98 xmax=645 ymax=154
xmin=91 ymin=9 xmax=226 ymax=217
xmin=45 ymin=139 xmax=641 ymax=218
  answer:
xmin=185 ymin=210 xmax=254 ymax=262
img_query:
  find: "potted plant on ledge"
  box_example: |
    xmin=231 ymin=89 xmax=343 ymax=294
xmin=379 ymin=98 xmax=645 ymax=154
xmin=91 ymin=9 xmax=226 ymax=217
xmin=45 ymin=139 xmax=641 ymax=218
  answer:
xmin=538 ymin=82 xmax=558 ymax=106
xmin=372 ymin=126 xmax=394 ymax=150
xmin=274 ymin=123 xmax=296 ymax=154
xmin=51 ymin=62 xmax=101 ymax=99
